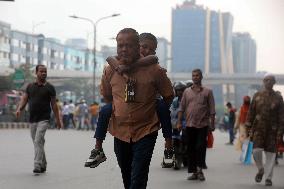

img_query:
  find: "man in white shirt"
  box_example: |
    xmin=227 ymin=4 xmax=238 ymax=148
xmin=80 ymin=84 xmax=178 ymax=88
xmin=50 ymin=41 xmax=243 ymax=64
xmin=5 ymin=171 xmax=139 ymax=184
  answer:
xmin=68 ymin=100 xmax=76 ymax=129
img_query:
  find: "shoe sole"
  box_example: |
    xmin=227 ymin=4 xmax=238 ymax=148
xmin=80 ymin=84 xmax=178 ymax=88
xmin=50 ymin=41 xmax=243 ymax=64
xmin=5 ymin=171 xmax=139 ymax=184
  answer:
xmin=255 ymin=172 xmax=264 ymax=183
xmin=84 ymin=157 xmax=105 ymax=167
xmin=89 ymin=157 xmax=107 ymax=168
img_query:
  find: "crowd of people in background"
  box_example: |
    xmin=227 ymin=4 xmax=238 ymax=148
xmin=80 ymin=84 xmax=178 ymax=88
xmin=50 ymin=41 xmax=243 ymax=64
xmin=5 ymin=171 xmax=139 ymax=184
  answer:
xmin=12 ymin=28 xmax=284 ymax=188
xmin=50 ymin=99 xmax=99 ymax=131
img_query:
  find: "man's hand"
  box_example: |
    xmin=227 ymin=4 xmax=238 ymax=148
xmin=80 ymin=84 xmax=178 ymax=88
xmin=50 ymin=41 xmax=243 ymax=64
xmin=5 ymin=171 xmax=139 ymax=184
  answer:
xmin=176 ymin=122 xmax=182 ymax=131
xmin=116 ymin=64 xmax=130 ymax=75
xmin=165 ymin=138 xmax=172 ymax=149
xmin=209 ymin=123 xmax=215 ymax=132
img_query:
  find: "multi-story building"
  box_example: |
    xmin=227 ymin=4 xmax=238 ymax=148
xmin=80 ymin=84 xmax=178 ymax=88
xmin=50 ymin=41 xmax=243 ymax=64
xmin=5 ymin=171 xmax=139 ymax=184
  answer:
xmin=233 ymin=33 xmax=256 ymax=73
xmin=38 ymin=36 xmax=65 ymax=70
xmin=101 ymin=45 xmax=116 ymax=62
xmin=171 ymin=0 xmax=234 ymax=109
xmin=0 ymin=21 xmax=10 ymax=67
xmin=64 ymin=46 xmax=86 ymax=71
xmin=65 ymin=38 xmax=88 ymax=50
xmin=156 ymin=37 xmax=170 ymax=70
xmin=10 ymin=30 xmax=39 ymax=68
xmin=233 ymin=32 xmax=257 ymax=106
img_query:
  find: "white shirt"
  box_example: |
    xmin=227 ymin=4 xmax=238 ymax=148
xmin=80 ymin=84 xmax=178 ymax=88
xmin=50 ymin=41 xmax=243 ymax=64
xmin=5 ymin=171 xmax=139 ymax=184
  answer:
xmin=68 ymin=103 xmax=75 ymax=114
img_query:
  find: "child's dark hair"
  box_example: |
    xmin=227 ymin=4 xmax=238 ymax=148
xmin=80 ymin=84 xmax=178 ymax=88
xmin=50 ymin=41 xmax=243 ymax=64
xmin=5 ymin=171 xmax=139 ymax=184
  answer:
xmin=139 ymin=33 xmax=157 ymax=49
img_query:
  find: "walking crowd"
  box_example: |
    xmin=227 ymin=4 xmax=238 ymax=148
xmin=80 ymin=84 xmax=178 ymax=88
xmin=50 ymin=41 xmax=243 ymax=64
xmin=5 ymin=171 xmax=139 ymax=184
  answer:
xmin=51 ymin=99 xmax=99 ymax=131
xmin=15 ymin=27 xmax=284 ymax=189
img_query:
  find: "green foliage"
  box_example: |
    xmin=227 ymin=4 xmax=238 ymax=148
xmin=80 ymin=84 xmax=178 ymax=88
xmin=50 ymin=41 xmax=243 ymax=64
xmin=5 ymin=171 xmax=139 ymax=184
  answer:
xmin=0 ymin=75 xmax=13 ymax=91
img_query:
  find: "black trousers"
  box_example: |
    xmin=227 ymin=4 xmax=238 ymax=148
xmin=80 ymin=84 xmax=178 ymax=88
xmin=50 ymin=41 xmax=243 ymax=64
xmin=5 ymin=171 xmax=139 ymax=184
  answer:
xmin=186 ymin=126 xmax=208 ymax=173
xmin=114 ymin=132 xmax=158 ymax=189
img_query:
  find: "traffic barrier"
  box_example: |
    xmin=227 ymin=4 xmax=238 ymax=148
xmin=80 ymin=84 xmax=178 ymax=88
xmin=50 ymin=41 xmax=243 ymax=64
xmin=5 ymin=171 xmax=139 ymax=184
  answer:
xmin=0 ymin=122 xmax=29 ymax=129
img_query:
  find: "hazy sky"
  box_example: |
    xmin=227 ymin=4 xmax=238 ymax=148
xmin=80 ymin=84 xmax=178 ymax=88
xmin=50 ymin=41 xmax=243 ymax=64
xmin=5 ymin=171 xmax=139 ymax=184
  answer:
xmin=0 ymin=0 xmax=283 ymax=73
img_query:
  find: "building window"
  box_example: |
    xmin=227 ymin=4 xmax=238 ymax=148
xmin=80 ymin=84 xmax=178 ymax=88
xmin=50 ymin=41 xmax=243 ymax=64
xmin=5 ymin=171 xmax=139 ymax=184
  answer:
xmin=11 ymin=53 xmax=18 ymax=61
xmin=26 ymin=57 xmax=31 ymax=64
xmin=51 ymin=49 xmax=55 ymax=58
xmin=51 ymin=62 xmax=56 ymax=69
xmin=20 ymin=41 xmax=26 ymax=49
xmin=11 ymin=39 xmax=19 ymax=47
xmin=26 ymin=43 xmax=31 ymax=51
xmin=43 ymin=47 xmax=47 ymax=54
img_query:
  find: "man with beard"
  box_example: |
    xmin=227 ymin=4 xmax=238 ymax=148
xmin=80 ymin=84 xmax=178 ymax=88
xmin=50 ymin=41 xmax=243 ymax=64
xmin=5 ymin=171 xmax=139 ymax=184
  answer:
xmin=16 ymin=65 xmax=62 ymax=174
xmin=177 ymin=69 xmax=215 ymax=181
xmin=246 ymin=74 xmax=284 ymax=186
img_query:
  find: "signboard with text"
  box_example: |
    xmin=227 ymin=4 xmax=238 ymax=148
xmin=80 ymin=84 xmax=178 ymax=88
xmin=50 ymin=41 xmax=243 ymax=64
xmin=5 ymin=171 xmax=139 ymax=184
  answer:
xmin=13 ymin=69 xmax=25 ymax=89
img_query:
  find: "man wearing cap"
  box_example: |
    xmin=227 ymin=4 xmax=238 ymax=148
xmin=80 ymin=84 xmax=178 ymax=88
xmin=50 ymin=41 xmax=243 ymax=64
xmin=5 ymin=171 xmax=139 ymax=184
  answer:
xmin=245 ymin=74 xmax=284 ymax=186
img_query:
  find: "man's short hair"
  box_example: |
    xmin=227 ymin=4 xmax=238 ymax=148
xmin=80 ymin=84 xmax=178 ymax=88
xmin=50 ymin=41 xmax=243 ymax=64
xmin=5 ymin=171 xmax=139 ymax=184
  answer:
xmin=35 ymin=64 xmax=46 ymax=73
xmin=139 ymin=33 xmax=157 ymax=49
xmin=226 ymin=102 xmax=232 ymax=107
xmin=192 ymin=68 xmax=203 ymax=77
xmin=116 ymin=28 xmax=139 ymax=45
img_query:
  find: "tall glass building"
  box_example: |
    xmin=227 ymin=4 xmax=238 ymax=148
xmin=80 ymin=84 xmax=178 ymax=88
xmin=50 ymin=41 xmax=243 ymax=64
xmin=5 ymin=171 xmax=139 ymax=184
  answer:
xmin=232 ymin=32 xmax=257 ymax=107
xmin=171 ymin=0 xmax=234 ymax=110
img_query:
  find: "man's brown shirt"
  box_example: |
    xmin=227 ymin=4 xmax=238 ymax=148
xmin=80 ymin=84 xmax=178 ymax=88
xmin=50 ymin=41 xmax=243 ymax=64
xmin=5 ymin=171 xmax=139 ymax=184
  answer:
xmin=101 ymin=63 xmax=174 ymax=142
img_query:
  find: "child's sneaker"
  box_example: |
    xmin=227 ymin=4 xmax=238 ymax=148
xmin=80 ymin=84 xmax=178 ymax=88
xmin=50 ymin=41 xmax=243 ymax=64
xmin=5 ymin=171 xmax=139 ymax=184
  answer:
xmin=161 ymin=148 xmax=173 ymax=168
xmin=164 ymin=148 xmax=173 ymax=159
xmin=84 ymin=148 xmax=107 ymax=168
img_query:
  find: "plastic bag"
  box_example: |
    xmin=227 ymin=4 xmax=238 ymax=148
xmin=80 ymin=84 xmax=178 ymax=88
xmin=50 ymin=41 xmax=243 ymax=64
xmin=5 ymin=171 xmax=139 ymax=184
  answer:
xmin=207 ymin=131 xmax=214 ymax=148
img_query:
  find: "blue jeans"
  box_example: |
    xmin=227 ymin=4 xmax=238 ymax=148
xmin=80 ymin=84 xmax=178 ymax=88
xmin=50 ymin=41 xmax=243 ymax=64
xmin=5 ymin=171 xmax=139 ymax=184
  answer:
xmin=156 ymin=99 xmax=172 ymax=138
xmin=94 ymin=100 xmax=172 ymax=140
xmin=114 ymin=132 xmax=158 ymax=189
xmin=94 ymin=103 xmax=112 ymax=140
xmin=228 ymin=123 xmax=235 ymax=143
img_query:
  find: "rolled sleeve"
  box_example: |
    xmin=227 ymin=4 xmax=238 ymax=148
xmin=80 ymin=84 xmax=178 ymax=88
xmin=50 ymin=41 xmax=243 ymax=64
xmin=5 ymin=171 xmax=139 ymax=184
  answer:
xmin=156 ymin=67 xmax=174 ymax=103
xmin=208 ymin=90 xmax=216 ymax=115
xmin=100 ymin=66 xmax=113 ymax=102
xmin=178 ymin=91 xmax=187 ymax=113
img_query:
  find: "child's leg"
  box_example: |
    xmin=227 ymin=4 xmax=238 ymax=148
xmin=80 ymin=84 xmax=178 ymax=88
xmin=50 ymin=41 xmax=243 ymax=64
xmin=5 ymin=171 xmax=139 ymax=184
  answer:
xmin=156 ymin=99 xmax=172 ymax=140
xmin=94 ymin=103 xmax=113 ymax=148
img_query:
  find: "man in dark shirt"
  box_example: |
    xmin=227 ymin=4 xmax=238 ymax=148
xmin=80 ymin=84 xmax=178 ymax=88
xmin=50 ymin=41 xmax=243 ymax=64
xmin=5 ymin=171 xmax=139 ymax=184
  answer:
xmin=16 ymin=64 xmax=62 ymax=174
xmin=226 ymin=102 xmax=236 ymax=145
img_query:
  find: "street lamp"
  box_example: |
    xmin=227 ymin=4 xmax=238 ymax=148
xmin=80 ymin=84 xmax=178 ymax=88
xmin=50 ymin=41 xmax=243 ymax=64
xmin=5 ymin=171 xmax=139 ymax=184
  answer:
xmin=32 ymin=21 xmax=46 ymax=34
xmin=69 ymin=13 xmax=120 ymax=102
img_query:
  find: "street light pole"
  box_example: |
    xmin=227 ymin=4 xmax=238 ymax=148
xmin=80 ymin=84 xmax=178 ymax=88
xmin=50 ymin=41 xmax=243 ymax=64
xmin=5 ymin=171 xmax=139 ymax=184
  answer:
xmin=69 ymin=14 xmax=120 ymax=102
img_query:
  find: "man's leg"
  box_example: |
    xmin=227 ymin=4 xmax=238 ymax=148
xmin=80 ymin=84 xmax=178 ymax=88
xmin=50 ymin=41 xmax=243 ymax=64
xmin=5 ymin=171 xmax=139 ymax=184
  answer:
xmin=195 ymin=127 xmax=208 ymax=181
xmin=228 ymin=124 xmax=234 ymax=144
xmin=186 ymin=127 xmax=198 ymax=178
xmin=114 ymin=137 xmax=132 ymax=189
xmin=69 ymin=113 xmax=76 ymax=129
xmin=200 ymin=127 xmax=208 ymax=169
xmin=264 ymin=151 xmax=276 ymax=181
xmin=130 ymin=132 xmax=158 ymax=189
xmin=30 ymin=123 xmax=37 ymax=170
xmin=33 ymin=121 xmax=49 ymax=172
xmin=253 ymin=148 xmax=264 ymax=182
